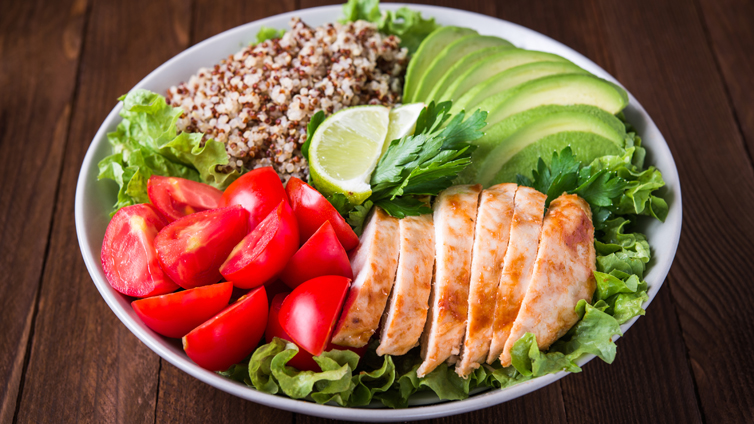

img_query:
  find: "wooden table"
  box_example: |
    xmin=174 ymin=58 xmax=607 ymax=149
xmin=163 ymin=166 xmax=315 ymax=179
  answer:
xmin=2 ymin=0 xmax=753 ymax=422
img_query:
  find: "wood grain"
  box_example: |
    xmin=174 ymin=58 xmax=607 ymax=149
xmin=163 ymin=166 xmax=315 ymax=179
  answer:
xmin=697 ymin=0 xmax=754 ymax=161
xmin=12 ymin=0 xmax=191 ymax=422
xmin=598 ymin=0 xmax=754 ymax=422
xmin=0 ymin=0 xmax=87 ymax=422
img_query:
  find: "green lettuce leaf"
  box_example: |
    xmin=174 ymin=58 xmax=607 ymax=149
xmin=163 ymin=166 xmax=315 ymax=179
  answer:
xmin=255 ymin=26 xmax=285 ymax=44
xmin=98 ymin=89 xmax=240 ymax=214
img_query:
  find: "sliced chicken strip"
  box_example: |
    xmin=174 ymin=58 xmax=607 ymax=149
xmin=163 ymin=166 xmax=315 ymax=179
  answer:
xmin=499 ymin=193 xmax=596 ymax=366
xmin=487 ymin=186 xmax=546 ymax=363
xmin=455 ymin=183 xmax=516 ymax=377
xmin=417 ymin=184 xmax=482 ymax=378
xmin=376 ymin=214 xmax=435 ymax=356
xmin=331 ymin=207 xmax=400 ymax=348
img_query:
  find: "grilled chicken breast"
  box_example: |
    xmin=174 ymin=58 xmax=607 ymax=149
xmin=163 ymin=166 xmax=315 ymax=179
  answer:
xmin=499 ymin=193 xmax=596 ymax=366
xmin=455 ymin=183 xmax=516 ymax=377
xmin=376 ymin=214 xmax=435 ymax=356
xmin=331 ymin=207 xmax=400 ymax=348
xmin=487 ymin=186 xmax=546 ymax=363
xmin=417 ymin=184 xmax=482 ymax=378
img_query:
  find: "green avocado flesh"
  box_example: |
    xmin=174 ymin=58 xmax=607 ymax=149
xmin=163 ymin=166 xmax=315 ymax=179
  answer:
xmin=480 ymin=74 xmax=629 ymax=128
xmin=488 ymin=132 xmax=624 ymax=186
xmin=451 ymin=61 xmax=588 ymax=114
xmin=403 ymin=26 xmax=477 ymax=103
xmin=424 ymin=45 xmax=515 ymax=103
xmin=469 ymin=110 xmax=626 ymax=186
xmin=457 ymin=104 xmax=628 ymax=183
xmin=412 ymin=35 xmax=513 ymax=103
xmin=440 ymin=50 xmax=571 ymax=104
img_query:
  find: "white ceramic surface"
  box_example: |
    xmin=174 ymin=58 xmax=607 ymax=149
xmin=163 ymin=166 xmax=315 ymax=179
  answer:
xmin=75 ymin=4 xmax=683 ymax=421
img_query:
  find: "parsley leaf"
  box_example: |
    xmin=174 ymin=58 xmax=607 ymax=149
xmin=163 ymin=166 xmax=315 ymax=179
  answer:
xmin=367 ymin=103 xmax=486 ymax=217
xmin=301 ymin=110 xmax=325 ymax=162
xmin=346 ymin=201 xmax=374 ymax=236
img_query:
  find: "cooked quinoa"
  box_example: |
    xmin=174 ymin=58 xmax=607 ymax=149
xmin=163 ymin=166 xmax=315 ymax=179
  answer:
xmin=166 ymin=17 xmax=408 ymax=182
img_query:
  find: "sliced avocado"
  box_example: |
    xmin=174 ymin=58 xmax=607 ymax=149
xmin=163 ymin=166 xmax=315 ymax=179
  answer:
xmin=404 ymin=26 xmax=477 ymax=103
xmin=412 ymin=35 xmax=513 ymax=102
xmin=424 ymin=45 xmax=515 ymax=103
xmin=457 ymin=105 xmax=628 ymax=183
xmin=489 ymin=132 xmax=625 ymax=185
xmin=471 ymin=110 xmax=626 ymax=186
xmin=451 ymin=61 xmax=588 ymax=113
xmin=480 ymin=74 xmax=629 ymax=128
xmin=440 ymin=49 xmax=570 ymax=103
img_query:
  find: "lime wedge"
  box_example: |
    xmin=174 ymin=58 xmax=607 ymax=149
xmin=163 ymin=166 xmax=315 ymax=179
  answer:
xmin=382 ymin=103 xmax=425 ymax=154
xmin=309 ymin=105 xmax=390 ymax=204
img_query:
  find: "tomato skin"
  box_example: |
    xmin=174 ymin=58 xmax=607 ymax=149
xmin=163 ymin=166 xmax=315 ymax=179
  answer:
xmin=279 ymin=275 xmax=351 ymax=356
xmin=220 ymin=200 xmax=299 ymax=289
xmin=183 ymin=286 xmax=268 ymax=371
xmin=101 ymin=204 xmax=179 ymax=298
xmin=155 ymin=205 xmax=249 ymax=289
xmin=279 ymin=222 xmax=353 ymax=289
xmin=132 ymin=282 xmax=233 ymax=338
xmin=220 ymin=167 xmax=287 ymax=230
xmin=285 ymin=177 xmax=359 ymax=251
xmin=266 ymin=293 xmax=365 ymax=372
xmin=147 ymin=175 xmax=223 ymax=222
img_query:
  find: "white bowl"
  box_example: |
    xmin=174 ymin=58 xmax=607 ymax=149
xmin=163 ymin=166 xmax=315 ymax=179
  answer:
xmin=75 ymin=4 xmax=683 ymax=421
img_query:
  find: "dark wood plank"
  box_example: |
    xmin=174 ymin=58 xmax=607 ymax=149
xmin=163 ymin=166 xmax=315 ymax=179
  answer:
xmin=598 ymin=0 xmax=754 ymax=422
xmin=12 ymin=0 xmax=191 ymax=422
xmin=0 ymin=0 xmax=87 ymax=422
xmin=697 ymin=0 xmax=754 ymax=161
xmin=151 ymin=1 xmax=295 ymax=422
xmin=562 ymin=288 xmax=703 ymax=423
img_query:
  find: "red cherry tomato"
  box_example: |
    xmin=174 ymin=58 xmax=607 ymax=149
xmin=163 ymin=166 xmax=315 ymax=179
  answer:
xmin=279 ymin=275 xmax=351 ymax=356
xmin=132 ymin=282 xmax=233 ymax=338
xmin=220 ymin=167 xmax=287 ymax=230
xmin=101 ymin=204 xmax=179 ymax=297
xmin=183 ymin=285 xmax=268 ymax=371
xmin=266 ymin=293 xmax=365 ymax=372
xmin=220 ymin=200 xmax=299 ymax=289
xmin=285 ymin=177 xmax=359 ymax=251
xmin=147 ymin=175 xmax=223 ymax=222
xmin=279 ymin=221 xmax=353 ymax=289
xmin=155 ymin=205 xmax=249 ymax=289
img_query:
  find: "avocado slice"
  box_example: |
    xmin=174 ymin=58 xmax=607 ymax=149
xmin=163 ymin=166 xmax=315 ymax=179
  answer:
xmin=489 ymin=132 xmax=625 ymax=185
xmin=403 ymin=26 xmax=477 ymax=103
xmin=440 ymin=49 xmax=570 ymax=103
xmin=412 ymin=35 xmax=513 ymax=102
xmin=480 ymin=74 xmax=629 ymax=128
xmin=451 ymin=61 xmax=588 ymax=113
xmin=473 ymin=111 xmax=626 ymax=186
xmin=424 ymin=45 xmax=515 ymax=103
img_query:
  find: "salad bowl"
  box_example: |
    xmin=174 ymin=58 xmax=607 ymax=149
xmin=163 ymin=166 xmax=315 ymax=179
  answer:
xmin=75 ymin=3 xmax=682 ymax=421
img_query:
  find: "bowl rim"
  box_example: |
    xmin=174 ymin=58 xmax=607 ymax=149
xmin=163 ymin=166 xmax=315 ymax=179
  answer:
xmin=74 ymin=3 xmax=683 ymax=421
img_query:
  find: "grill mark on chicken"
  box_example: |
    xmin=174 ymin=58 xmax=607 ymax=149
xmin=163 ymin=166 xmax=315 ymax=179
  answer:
xmin=456 ymin=183 xmax=516 ymax=377
xmin=417 ymin=184 xmax=482 ymax=378
xmin=498 ymin=193 xmax=596 ymax=366
xmin=331 ymin=207 xmax=400 ymax=348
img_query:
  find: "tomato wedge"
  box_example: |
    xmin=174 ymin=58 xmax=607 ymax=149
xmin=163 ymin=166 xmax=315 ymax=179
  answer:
xmin=132 ymin=282 xmax=233 ymax=338
xmin=183 ymin=286 xmax=268 ymax=371
xmin=147 ymin=175 xmax=223 ymax=222
xmin=286 ymin=177 xmax=359 ymax=250
xmin=101 ymin=204 xmax=179 ymax=297
xmin=220 ymin=200 xmax=298 ymax=289
xmin=278 ymin=275 xmax=351 ymax=356
xmin=155 ymin=205 xmax=249 ymax=289
xmin=266 ymin=292 xmax=365 ymax=372
xmin=279 ymin=221 xmax=353 ymax=289
xmin=220 ymin=167 xmax=287 ymax=230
